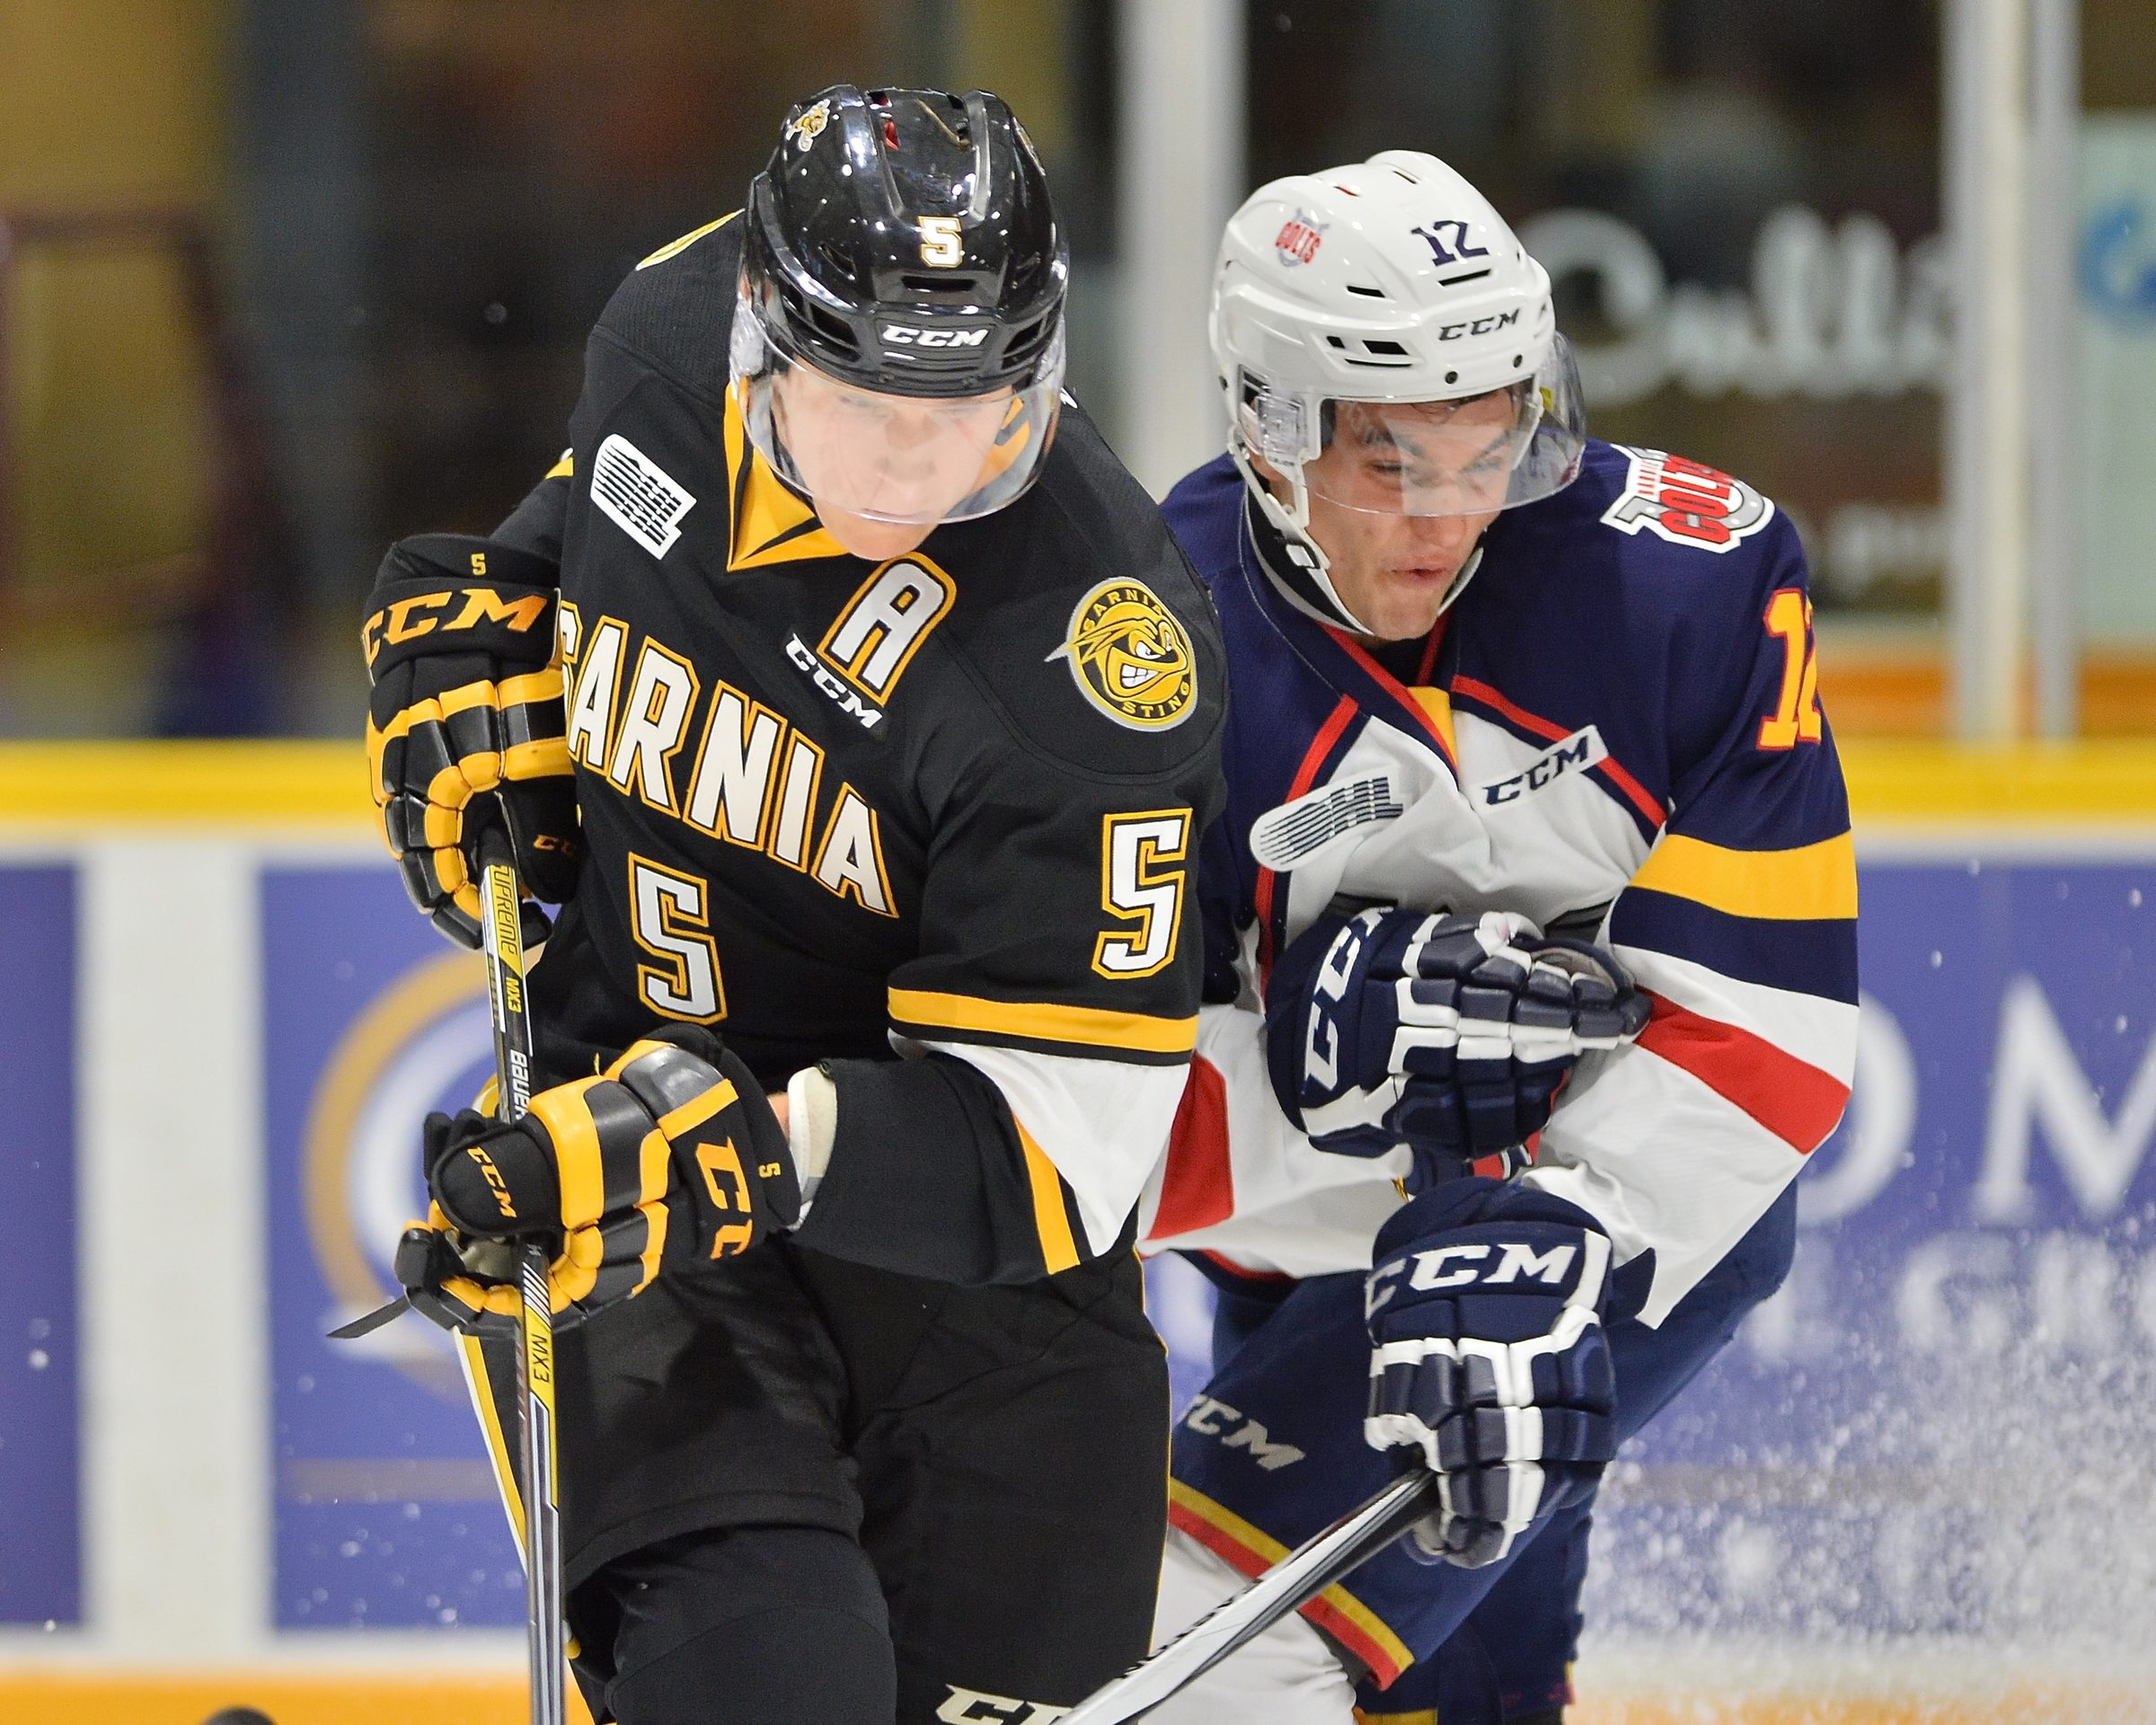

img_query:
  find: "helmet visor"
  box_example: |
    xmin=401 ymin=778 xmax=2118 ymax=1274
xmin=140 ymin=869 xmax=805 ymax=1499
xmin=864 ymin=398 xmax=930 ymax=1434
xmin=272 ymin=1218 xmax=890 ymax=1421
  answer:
xmin=1294 ymin=334 xmax=1587 ymax=519
xmin=731 ymin=287 xmax=1063 ymax=527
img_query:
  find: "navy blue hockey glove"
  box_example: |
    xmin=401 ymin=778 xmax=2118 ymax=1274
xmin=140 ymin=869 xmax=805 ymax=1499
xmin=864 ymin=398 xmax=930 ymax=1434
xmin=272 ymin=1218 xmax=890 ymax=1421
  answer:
xmin=364 ymin=533 xmax=581 ymax=950
xmin=1266 ymin=907 xmax=1649 ymax=1189
xmin=394 ymin=1026 xmax=800 ymax=1338
xmin=1364 ymin=1179 xmax=1616 ymax=1568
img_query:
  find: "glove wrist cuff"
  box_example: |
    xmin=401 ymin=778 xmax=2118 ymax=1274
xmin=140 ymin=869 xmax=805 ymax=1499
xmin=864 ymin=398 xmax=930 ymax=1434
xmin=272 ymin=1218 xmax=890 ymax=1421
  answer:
xmin=785 ymin=1065 xmax=838 ymax=1214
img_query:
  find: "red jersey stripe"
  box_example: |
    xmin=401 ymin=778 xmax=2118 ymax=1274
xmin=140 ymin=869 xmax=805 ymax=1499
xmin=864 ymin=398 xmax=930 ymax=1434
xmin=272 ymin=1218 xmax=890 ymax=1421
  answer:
xmin=1326 ymin=626 xmax=1457 ymax=770
xmin=1450 ymin=674 xmax=1668 ymax=827
xmin=1254 ymin=693 xmax=1359 ymax=976
xmin=1147 ymin=1056 xmax=1234 ymax=1238
xmin=1636 ymin=992 xmax=1850 ymax=1152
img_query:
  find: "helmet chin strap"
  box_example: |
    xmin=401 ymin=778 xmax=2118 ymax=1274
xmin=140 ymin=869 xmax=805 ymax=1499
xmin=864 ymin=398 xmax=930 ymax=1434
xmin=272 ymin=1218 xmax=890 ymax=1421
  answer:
xmin=1230 ymin=439 xmax=1489 ymax=638
xmin=1228 ymin=440 xmax=1377 ymax=636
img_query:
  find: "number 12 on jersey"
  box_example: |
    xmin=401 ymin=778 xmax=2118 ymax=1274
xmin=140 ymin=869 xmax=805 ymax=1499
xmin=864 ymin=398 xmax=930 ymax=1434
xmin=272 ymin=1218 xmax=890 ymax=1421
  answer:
xmin=1757 ymin=587 xmax=1823 ymax=750
xmin=1093 ymin=811 xmax=1191 ymax=979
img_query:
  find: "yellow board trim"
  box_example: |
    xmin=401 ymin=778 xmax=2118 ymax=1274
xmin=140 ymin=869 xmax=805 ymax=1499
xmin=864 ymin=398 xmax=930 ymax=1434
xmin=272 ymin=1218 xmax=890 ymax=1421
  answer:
xmin=1838 ymin=739 xmax=2156 ymax=823
xmin=1017 ymin=1119 xmax=1081 ymax=1273
xmin=1167 ymin=1479 xmax=1416 ymax=1680
xmin=1630 ymin=832 xmax=1859 ymax=922
xmin=0 ymin=1673 xmax=599 ymax=1725
xmin=888 ymin=986 xmax=1198 ymax=1055
xmin=0 ymin=1674 xmax=2142 ymax=1725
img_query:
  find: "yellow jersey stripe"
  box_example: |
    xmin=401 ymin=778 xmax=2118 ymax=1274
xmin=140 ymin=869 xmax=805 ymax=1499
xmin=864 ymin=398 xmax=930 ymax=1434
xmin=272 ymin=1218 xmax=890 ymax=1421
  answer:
xmin=888 ymin=988 xmax=1198 ymax=1055
xmin=1166 ymin=1481 xmax=1416 ymax=1679
xmin=544 ymin=448 xmax=574 ymax=480
xmin=1630 ymin=831 xmax=1858 ymax=922
xmin=1017 ymin=1121 xmax=1081 ymax=1274
xmin=637 ymin=209 xmax=738 ymax=270
xmin=1408 ymin=686 xmax=1457 ymax=762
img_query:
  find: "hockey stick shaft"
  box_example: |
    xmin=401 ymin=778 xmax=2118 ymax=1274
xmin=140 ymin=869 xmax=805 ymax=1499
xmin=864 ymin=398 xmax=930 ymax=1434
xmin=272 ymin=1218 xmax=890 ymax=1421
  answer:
xmin=477 ymin=828 xmax=566 ymax=1725
xmin=1057 ymin=1468 xmax=1442 ymax=1725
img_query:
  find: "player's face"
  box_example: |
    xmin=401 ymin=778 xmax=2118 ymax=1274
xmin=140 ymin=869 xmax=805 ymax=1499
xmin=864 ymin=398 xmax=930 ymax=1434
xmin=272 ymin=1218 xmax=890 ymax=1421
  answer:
xmin=1259 ymin=394 xmax=1516 ymax=642
xmin=773 ymin=363 xmax=1017 ymax=560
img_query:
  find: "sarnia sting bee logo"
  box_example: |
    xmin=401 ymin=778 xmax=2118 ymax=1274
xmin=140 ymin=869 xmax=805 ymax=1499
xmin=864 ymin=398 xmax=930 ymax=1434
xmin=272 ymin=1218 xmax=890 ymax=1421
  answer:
xmin=1050 ymin=579 xmax=1197 ymax=730
xmin=785 ymin=99 xmax=832 ymax=153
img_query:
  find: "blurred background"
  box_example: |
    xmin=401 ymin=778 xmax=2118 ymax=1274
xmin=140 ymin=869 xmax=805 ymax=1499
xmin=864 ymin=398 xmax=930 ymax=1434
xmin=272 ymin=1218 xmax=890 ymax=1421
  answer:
xmin=5 ymin=6 xmax=2156 ymax=1723
xmin=2 ymin=0 xmax=2152 ymax=741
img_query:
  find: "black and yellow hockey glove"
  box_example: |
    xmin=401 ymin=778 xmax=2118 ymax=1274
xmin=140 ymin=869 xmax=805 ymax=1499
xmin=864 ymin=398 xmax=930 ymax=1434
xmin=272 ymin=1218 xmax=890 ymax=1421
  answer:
xmin=393 ymin=1026 xmax=801 ymax=1338
xmin=363 ymin=533 xmax=580 ymax=949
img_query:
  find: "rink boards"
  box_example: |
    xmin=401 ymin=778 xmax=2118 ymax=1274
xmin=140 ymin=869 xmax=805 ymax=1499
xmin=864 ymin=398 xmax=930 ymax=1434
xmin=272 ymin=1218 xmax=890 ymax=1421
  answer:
xmin=0 ymin=739 xmax=2152 ymax=1722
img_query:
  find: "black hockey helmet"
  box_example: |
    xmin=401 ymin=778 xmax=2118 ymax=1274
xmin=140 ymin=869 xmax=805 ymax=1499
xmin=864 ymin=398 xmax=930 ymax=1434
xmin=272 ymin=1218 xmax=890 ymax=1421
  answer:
xmin=738 ymin=84 xmax=1068 ymax=398
xmin=732 ymin=85 xmax=1070 ymax=536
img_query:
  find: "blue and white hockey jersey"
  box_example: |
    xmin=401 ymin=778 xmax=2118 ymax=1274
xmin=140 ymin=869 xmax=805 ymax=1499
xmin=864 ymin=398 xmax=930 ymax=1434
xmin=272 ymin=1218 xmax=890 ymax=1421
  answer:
xmin=1135 ymin=441 xmax=1857 ymax=1326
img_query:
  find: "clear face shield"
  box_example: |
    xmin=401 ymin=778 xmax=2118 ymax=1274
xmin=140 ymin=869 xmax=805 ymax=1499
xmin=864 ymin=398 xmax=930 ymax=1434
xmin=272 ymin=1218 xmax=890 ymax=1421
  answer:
xmin=730 ymin=287 xmax=1065 ymax=529
xmin=1241 ymin=332 xmax=1588 ymax=525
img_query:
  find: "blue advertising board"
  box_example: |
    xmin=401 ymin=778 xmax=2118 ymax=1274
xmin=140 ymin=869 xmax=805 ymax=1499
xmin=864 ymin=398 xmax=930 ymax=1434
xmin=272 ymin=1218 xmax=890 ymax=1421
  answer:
xmin=0 ymin=866 xmax=78 ymax=1625
xmin=1595 ymin=854 xmax=2156 ymax=1636
xmin=260 ymin=851 xmax=2156 ymax=1640
xmin=261 ymin=864 xmax=524 ymax=1629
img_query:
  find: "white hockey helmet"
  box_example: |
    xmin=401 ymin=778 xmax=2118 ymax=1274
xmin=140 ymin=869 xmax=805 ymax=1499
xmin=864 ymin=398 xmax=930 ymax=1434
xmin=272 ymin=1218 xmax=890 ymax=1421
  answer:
xmin=1212 ymin=150 xmax=1586 ymax=630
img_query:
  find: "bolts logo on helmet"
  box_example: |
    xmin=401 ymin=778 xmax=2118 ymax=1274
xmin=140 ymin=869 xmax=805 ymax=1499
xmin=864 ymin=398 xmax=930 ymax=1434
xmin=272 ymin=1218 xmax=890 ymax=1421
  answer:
xmin=1275 ymin=209 xmax=1327 ymax=268
xmin=1049 ymin=579 xmax=1197 ymax=731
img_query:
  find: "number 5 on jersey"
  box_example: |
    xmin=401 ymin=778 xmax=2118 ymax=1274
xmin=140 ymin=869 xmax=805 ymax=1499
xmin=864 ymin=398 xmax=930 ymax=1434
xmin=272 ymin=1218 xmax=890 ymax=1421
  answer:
xmin=630 ymin=854 xmax=725 ymax=1022
xmin=1094 ymin=810 xmax=1191 ymax=978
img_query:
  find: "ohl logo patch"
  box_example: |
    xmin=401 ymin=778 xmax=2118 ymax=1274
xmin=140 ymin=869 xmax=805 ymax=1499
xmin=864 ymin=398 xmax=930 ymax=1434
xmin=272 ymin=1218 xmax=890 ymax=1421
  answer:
xmin=1050 ymin=579 xmax=1197 ymax=731
xmin=1599 ymin=445 xmax=1775 ymax=553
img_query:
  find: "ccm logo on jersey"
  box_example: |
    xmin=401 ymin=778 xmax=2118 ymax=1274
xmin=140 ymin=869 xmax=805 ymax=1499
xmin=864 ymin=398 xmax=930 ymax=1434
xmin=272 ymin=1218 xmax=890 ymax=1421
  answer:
xmin=937 ymin=1687 xmax=1071 ymax=1723
xmin=1181 ymin=1395 xmax=1306 ymax=1471
xmin=1366 ymin=1241 xmax=1581 ymax=1315
xmin=1600 ymin=445 xmax=1773 ymax=552
xmin=1249 ymin=773 xmax=1403 ymax=871
xmin=881 ymin=324 xmax=989 ymax=348
xmin=787 ymin=635 xmax=884 ymax=730
xmin=1480 ymin=726 xmax=1607 ymax=806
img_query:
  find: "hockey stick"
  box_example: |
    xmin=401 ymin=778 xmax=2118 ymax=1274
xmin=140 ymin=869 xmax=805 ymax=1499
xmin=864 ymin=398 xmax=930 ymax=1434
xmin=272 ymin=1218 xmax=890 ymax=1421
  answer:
xmin=473 ymin=826 xmax=568 ymax=1725
xmin=1056 ymin=1468 xmax=1442 ymax=1725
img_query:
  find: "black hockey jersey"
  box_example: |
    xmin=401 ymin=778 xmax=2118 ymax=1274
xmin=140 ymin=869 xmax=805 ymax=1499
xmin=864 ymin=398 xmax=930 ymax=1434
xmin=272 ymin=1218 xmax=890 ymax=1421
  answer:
xmin=490 ymin=214 xmax=1226 ymax=1286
